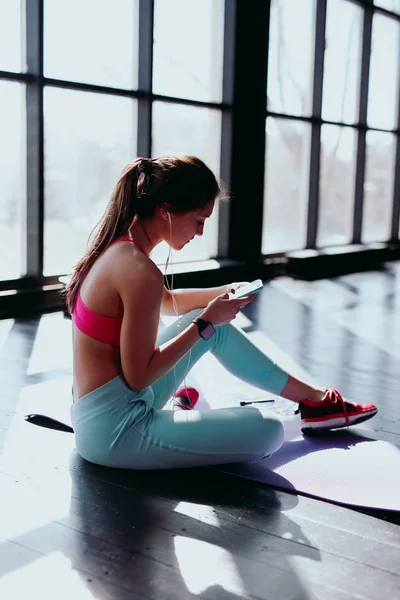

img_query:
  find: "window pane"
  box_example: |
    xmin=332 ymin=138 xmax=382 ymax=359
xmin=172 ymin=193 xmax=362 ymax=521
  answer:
xmin=44 ymin=0 xmax=139 ymax=89
xmin=367 ymin=14 xmax=400 ymax=130
xmin=44 ymin=88 xmax=137 ymax=275
xmin=318 ymin=126 xmax=357 ymax=247
xmin=153 ymin=0 xmax=224 ymax=103
xmin=0 ymin=82 xmax=25 ymax=280
xmin=362 ymin=131 xmax=396 ymax=243
xmin=374 ymin=0 xmax=400 ymax=13
xmin=151 ymin=102 xmax=221 ymax=263
xmin=0 ymin=0 xmax=23 ymax=72
xmin=262 ymin=118 xmax=311 ymax=254
xmin=267 ymin=0 xmax=316 ymax=116
xmin=322 ymin=0 xmax=362 ymax=124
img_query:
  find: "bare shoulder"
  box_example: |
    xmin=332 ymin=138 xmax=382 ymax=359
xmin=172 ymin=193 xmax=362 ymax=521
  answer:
xmin=110 ymin=244 xmax=163 ymax=301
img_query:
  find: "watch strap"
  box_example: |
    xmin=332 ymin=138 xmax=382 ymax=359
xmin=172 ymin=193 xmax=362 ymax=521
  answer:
xmin=192 ymin=317 xmax=215 ymax=340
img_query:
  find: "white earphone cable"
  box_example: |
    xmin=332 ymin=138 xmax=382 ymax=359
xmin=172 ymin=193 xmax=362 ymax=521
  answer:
xmin=164 ymin=213 xmax=192 ymax=397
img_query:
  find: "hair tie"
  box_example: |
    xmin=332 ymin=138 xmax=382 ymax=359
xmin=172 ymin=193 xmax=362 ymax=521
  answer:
xmin=139 ymin=158 xmax=152 ymax=175
xmin=135 ymin=159 xmax=153 ymax=205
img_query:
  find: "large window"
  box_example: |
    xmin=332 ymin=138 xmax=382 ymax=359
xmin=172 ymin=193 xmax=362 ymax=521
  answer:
xmin=151 ymin=0 xmax=224 ymax=266
xmin=367 ymin=13 xmax=400 ymax=130
xmin=263 ymin=118 xmax=311 ymax=254
xmin=266 ymin=0 xmax=316 ymax=117
xmin=44 ymin=89 xmax=137 ymax=275
xmin=374 ymin=0 xmax=400 ymax=13
xmin=364 ymin=11 xmax=400 ymax=242
xmin=318 ymin=125 xmax=357 ymax=247
xmin=0 ymin=0 xmax=226 ymax=285
xmin=362 ymin=131 xmax=397 ymax=243
xmin=2 ymin=0 xmax=400 ymax=298
xmin=263 ymin=0 xmax=316 ymax=254
xmin=322 ymin=0 xmax=362 ymax=124
xmin=317 ymin=0 xmax=362 ymax=249
xmin=44 ymin=0 xmax=139 ymax=89
xmin=153 ymin=0 xmax=224 ymax=103
xmin=0 ymin=0 xmax=23 ymax=72
xmin=0 ymin=82 xmax=25 ymax=280
xmin=151 ymin=102 xmax=221 ymax=264
xmin=263 ymin=0 xmax=400 ymax=254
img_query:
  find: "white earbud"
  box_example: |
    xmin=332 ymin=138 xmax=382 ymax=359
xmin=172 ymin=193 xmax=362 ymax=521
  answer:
xmin=167 ymin=212 xmax=172 ymax=242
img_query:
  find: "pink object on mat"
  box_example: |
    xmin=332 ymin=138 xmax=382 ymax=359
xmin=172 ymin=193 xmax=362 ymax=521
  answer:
xmin=173 ymin=387 xmax=200 ymax=410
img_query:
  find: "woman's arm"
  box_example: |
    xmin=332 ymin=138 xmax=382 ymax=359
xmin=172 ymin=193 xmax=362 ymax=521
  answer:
xmin=118 ymin=264 xmax=248 ymax=390
xmin=161 ymin=285 xmax=229 ymax=315
xmin=119 ymin=266 xmax=205 ymax=390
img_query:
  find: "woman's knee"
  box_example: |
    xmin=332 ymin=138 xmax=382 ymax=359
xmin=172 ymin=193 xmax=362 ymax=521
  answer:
xmin=270 ymin=415 xmax=285 ymax=451
xmin=259 ymin=413 xmax=284 ymax=457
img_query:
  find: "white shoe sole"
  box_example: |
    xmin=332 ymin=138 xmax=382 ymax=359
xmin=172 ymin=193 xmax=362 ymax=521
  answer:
xmin=301 ymin=409 xmax=378 ymax=432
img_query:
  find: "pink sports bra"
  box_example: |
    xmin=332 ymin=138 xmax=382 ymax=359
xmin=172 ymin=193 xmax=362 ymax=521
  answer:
xmin=72 ymin=236 xmax=147 ymax=347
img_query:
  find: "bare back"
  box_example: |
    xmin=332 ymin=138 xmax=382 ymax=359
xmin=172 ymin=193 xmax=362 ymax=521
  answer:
xmin=72 ymin=243 xmax=163 ymax=402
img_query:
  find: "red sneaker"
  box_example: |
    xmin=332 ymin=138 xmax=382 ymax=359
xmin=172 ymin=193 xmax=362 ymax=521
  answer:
xmin=173 ymin=387 xmax=199 ymax=410
xmin=299 ymin=388 xmax=378 ymax=433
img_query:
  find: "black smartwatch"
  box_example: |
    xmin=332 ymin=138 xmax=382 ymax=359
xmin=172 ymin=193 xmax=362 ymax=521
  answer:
xmin=192 ymin=317 xmax=216 ymax=341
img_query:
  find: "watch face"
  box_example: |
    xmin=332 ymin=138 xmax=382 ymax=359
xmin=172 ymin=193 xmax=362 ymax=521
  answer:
xmin=201 ymin=323 xmax=215 ymax=341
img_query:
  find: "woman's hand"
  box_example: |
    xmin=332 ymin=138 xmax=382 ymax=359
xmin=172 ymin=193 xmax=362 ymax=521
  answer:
xmin=200 ymin=291 xmax=255 ymax=326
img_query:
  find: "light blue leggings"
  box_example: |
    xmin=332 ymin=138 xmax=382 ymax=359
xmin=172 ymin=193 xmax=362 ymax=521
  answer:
xmin=71 ymin=309 xmax=289 ymax=470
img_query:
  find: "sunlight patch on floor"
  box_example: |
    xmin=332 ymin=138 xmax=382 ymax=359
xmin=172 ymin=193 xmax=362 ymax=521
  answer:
xmin=174 ymin=501 xmax=220 ymax=527
xmin=26 ymin=313 xmax=72 ymax=376
xmin=0 ymin=551 xmax=96 ymax=600
xmin=0 ymin=318 xmax=15 ymax=353
xmin=174 ymin=535 xmax=250 ymax=597
xmin=0 ymin=476 xmax=71 ymax=542
xmin=16 ymin=377 xmax=73 ymax=421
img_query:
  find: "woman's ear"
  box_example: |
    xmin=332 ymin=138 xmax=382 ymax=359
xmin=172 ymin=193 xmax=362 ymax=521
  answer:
xmin=159 ymin=205 xmax=170 ymax=220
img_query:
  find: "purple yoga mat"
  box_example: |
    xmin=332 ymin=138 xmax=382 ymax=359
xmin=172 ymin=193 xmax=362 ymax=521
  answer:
xmin=218 ymin=419 xmax=400 ymax=511
xmin=181 ymin=346 xmax=400 ymax=512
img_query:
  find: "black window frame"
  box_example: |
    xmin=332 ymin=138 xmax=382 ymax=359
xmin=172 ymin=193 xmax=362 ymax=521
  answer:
xmin=1 ymin=0 xmax=400 ymax=311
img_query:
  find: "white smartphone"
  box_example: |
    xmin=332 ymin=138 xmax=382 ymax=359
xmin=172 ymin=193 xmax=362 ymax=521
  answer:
xmin=229 ymin=279 xmax=264 ymax=299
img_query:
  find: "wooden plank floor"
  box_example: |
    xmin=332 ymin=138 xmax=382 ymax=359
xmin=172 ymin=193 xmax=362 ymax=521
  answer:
xmin=1 ymin=265 xmax=400 ymax=599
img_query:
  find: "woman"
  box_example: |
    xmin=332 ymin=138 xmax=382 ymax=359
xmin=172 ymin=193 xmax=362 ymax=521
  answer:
xmin=66 ymin=155 xmax=377 ymax=470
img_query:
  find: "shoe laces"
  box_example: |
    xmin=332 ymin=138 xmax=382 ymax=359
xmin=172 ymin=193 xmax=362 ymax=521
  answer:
xmin=319 ymin=388 xmax=349 ymax=427
xmin=296 ymin=387 xmax=349 ymax=426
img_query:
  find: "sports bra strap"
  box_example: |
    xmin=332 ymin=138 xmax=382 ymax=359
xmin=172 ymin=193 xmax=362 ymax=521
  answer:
xmin=111 ymin=236 xmax=148 ymax=256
